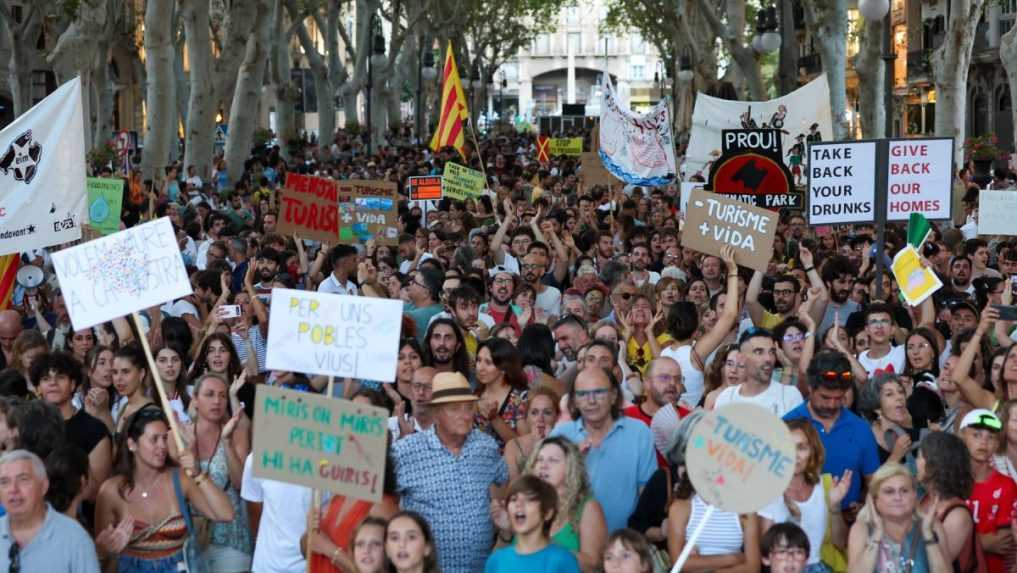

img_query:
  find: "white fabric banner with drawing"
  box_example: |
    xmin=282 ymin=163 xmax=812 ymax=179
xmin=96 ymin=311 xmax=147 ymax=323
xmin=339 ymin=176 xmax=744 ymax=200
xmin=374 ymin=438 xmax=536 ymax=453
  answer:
xmin=598 ymin=76 xmax=677 ymax=187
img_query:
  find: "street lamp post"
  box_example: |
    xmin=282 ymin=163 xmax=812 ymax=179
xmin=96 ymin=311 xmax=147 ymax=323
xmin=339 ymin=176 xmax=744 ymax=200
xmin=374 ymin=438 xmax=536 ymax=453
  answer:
xmin=498 ymin=71 xmax=507 ymax=127
xmin=365 ymin=15 xmax=385 ymax=156
xmin=470 ymin=64 xmax=482 ymax=128
xmin=752 ymin=6 xmax=782 ymax=54
xmin=415 ymin=36 xmax=436 ymax=143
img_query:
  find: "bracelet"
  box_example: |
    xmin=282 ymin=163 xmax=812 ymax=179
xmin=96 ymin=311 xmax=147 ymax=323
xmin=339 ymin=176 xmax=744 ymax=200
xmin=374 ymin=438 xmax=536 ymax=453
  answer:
xmin=193 ymin=473 xmax=208 ymax=486
xmin=804 ymin=266 xmax=815 ymax=273
xmin=924 ymin=531 xmax=939 ymax=544
xmin=330 ymin=547 xmax=341 ymax=565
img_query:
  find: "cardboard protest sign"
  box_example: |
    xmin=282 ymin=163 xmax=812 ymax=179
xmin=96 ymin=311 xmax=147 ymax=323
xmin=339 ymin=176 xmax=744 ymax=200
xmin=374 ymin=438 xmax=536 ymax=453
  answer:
xmin=265 ymin=288 xmax=403 ymax=381
xmin=807 ymin=141 xmax=877 ymax=225
xmin=252 ymin=385 xmax=388 ymax=501
xmin=407 ymin=176 xmax=443 ymax=201
xmin=978 ymin=190 xmax=1017 ymax=236
xmin=549 ymin=137 xmax=583 ymax=156
xmin=278 ymin=173 xmax=339 ymax=242
xmin=51 ymin=217 xmax=192 ymax=330
xmin=86 ymin=177 xmax=124 ymax=235
xmin=442 ymin=162 xmax=485 ymax=201
xmin=682 ymin=189 xmax=777 ymax=272
xmin=579 ymin=152 xmax=618 ymax=188
xmin=886 ymin=138 xmax=953 ymax=221
xmin=335 ymin=180 xmax=399 ymax=246
xmin=685 ymin=403 xmax=795 ymax=514
xmin=891 ymin=245 xmax=942 ymax=306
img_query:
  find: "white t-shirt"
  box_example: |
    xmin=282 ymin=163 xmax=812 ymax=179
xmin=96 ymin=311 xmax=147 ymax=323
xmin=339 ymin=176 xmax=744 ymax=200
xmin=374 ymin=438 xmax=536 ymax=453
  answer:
xmin=632 ymin=271 xmax=661 ymax=288
xmin=160 ymin=299 xmax=199 ymax=320
xmin=535 ymin=285 xmax=562 ymax=317
xmin=858 ymin=345 xmax=906 ymax=378
xmin=661 ymin=344 xmax=706 ymax=406
xmin=759 ymin=482 xmax=828 ymax=565
xmin=713 ymin=382 xmax=804 ymax=417
xmin=317 ymin=273 xmax=359 ymax=296
xmin=241 ymin=454 xmax=316 ymax=573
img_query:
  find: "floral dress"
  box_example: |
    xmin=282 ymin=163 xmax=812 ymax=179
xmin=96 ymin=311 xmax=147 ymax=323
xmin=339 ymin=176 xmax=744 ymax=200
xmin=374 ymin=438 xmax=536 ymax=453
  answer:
xmin=197 ymin=439 xmax=253 ymax=559
xmin=475 ymin=387 xmax=528 ymax=451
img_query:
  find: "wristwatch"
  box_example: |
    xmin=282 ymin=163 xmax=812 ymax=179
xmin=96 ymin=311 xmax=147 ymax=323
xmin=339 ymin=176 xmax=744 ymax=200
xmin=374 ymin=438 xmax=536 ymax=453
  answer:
xmin=924 ymin=531 xmax=939 ymax=544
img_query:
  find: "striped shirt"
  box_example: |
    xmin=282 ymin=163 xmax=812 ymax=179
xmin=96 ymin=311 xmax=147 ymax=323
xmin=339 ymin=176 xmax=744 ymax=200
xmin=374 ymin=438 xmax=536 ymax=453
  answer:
xmin=232 ymin=326 xmax=268 ymax=373
xmin=686 ymin=495 xmax=744 ymax=556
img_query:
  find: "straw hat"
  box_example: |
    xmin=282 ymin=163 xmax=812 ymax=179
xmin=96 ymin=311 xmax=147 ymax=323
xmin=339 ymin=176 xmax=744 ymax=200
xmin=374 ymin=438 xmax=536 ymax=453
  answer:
xmin=428 ymin=372 xmax=479 ymax=405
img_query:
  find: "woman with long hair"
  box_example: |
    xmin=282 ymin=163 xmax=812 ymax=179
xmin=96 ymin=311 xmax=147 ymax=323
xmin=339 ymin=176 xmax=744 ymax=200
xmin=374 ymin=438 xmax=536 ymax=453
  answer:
xmin=385 ymin=511 xmax=440 ymax=573
xmin=603 ymin=529 xmax=655 ymax=573
xmin=8 ymin=329 xmax=47 ymax=389
xmin=81 ymin=345 xmax=117 ymax=433
xmin=153 ymin=343 xmax=192 ymax=423
xmin=66 ymin=327 xmax=97 ymax=364
xmin=916 ymin=431 xmax=978 ymax=570
xmin=111 ymin=345 xmax=156 ymax=436
xmin=702 ymin=344 xmax=743 ymax=410
xmin=475 ymin=338 xmax=530 ymax=448
xmin=846 ymin=463 xmax=950 ymax=573
xmin=618 ymin=294 xmax=669 ymax=376
xmin=494 ymin=436 xmax=607 ymax=572
xmin=759 ymin=419 xmax=850 ymax=573
xmin=654 ymin=278 xmax=683 ymax=327
xmin=349 ymin=516 xmax=387 ymax=573
xmin=503 ymin=386 xmax=561 ymax=482
xmin=193 ymin=333 xmax=248 ymax=416
xmin=857 ymin=375 xmax=919 ymax=465
xmin=518 ymin=324 xmax=564 ymax=395
xmin=994 ymin=399 xmax=1017 ymax=480
xmin=905 ymin=328 xmax=941 ymax=378
xmin=173 ymin=373 xmax=253 ymax=572
xmin=95 ymin=406 xmax=235 ymax=572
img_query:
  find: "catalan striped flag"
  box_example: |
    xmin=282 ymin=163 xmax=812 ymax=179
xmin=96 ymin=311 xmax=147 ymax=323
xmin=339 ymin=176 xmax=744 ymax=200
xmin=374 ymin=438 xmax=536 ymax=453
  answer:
xmin=0 ymin=255 xmax=18 ymax=311
xmin=429 ymin=41 xmax=470 ymax=160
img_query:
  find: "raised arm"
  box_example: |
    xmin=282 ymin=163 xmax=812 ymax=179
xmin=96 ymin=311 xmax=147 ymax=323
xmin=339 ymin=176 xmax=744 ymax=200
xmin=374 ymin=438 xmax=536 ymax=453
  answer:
xmin=798 ymin=246 xmax=828 ymax=325
xmin=744 ymin=269 xmax=766 ymax=327
xmin=490 ymin=198 xmax=516 ymax=265
xmin=951 ymin=307 xmax=997 ymax=410
xmin=692 ymin=246 xmax=740 ymax=370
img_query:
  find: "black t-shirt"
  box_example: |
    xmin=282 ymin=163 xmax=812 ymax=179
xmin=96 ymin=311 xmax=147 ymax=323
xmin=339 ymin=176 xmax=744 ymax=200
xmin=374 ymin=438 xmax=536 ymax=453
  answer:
xmin=65 ymin=408 xmax=109 ymax=455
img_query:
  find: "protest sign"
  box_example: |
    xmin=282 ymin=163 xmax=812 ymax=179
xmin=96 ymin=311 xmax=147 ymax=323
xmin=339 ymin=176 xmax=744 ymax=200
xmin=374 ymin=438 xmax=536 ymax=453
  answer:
xmin=86 ymin=177 xmax=124 ymax=235
xmin=278 ymin=173 xmax=339 ymax=242
xmin=579 ymin=152 xmax=618 ymax=188
xmin=407 ymin=176 xmax=443 ymax=201
xmin=682 ymin=189 xmax=777 ymax=272
xmin=265 ymin=288 xmax=403 ymax=382
xmin=891 ymin=245 xmax=942 ymax=306
xmin=708 ymin=130 xmax=801 ymax=211
xmin=886 ymin=138 xmax=953 ymax=221
xmin=252 ymin=385 xmax=388 ymax=501
xmin=599 ymin=75 xmax=676 ymax=186
xmin=51 ymin=217 xmax=192 ymax=331
xmin=978 ymin=190 xmax=1017 ymax=236
xmin=442 ymin=162 xmax=485 ymax=200
xmin=807 ymin=141 xmax=877 ymax=225
xmin=679 ymin=182 xmax=705 ymax=214
xmin=336 ymin=180 xmax=399 ymax=246
xmin=685 ymin=403 xmax=795 ymax=514
xmin=549 ymin=137 xmax=583 ymax=156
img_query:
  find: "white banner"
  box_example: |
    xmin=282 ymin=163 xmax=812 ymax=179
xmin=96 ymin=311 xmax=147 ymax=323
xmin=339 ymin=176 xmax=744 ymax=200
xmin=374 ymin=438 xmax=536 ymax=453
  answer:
xmin=52 ymin=218 xmax=193 ymax=331
xmin=0 ymin=77 xmax=87 ymax=255
xmin=599 ymin=76 xmax=677 ymax=186
xmin=685 ymin=75 xmax=833 ymax=179
xmin=266 ymin=288 xmax=403 ymax=382
xmin=978 ymin=190 xmax=1017 ymax=236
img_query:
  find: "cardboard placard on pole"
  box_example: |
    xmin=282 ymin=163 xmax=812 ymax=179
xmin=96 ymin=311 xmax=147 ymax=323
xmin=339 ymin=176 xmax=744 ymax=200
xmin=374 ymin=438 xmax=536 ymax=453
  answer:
xmin=86 ymin=177 xmax=125 ymax=235
xmin=978 ymin=190 xmax=1017 ymax=236
xmin=886 ymin=138 xmax=953 ymax=222
xmin=549 ymin=137 xmax=583 ymax=156
xmin=579 ymin=152 xmax=617 ymax=188
xmin=441 ymin=163 xmax=485 ymax=201
xmin=335 ymin=180 xmax=400 ymax=246
xmin=277 ymin=174 xmax=340 ymax=243
xmin=681 ymin=189 xmax=777 ymax=272
xmin=407 ymin=176 xmax=443 ymax=201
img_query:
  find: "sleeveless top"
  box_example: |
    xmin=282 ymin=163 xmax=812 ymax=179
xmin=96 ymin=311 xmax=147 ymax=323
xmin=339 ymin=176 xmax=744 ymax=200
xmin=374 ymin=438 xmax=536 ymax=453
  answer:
xmin=874 ymin=523 xmax=931 ymax=573
xmin=685 ymin=495 xmax=743 ymax=556
xmin=551 ymin=496 xmax=590 ymax=553
xmin=123 ymin=513 xmax=187 ymax=560
xmin=310 ymin=494 xmax=376 ymax=573
xmin=198 ymin=438 xmax=252 ymax=554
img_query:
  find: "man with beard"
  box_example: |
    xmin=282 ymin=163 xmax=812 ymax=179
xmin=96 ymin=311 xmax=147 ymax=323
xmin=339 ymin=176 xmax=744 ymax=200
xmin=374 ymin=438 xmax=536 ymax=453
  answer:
xmin=623 ymin=356 xmax=685 ymax=466
xmin=949 ymin=254 xmax=976 ymax=296
xmin=628 ymin=244 xmax=660 ymax=288
xmin=714 ymin=328 xmax=803 ymax=417
xmin=552 ymin=314 xmax=590 ymax=375
xmin=699 ymin=255 xmax=725 ymax=297
xmin=746 ymin=246 xmax=825 ymax=329
xmin=252 ymin=248 xmax=282 ymax=301
xmin=816 ymin=255 xmax=861 ymax=333
xmin=404 ymin=267 xmax=445 ymax=343
xmin=959 ymin=409 xmax=1017 ymax=572
xmin=785 ymin=350 xmax=879 ymax=514
xmin=317 ymin=244 xmax=359 ymax=296
xmin=480 ymin=266 xmax=522 ymax=335
xmin=423 ymin=318 xmax=471 ymax=376
xmin=521 ymin=251 xmax=561 ymax=317
xmin=196 ymin=212 xmax=229 ymax=270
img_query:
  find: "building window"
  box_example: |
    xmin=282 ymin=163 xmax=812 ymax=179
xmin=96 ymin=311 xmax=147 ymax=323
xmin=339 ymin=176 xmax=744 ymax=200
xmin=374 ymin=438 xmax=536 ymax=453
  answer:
xmin=597 ymin=33 xmax=615 ymax=54
xmin=631 ymin=33 xmax=645 ymax=54
xmin=568 ymin=32 xmax=581 ymax=54
xmin=632 ymin=64 xmax=645 ymax=79
xmin=567 ymin=6 xmax=580 ymax=25
xmin=535 ymin=34 xmax=550 ymax=55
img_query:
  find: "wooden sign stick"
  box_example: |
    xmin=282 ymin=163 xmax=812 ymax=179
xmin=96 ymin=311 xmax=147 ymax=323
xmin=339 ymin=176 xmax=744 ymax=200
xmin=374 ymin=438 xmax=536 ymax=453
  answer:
xmin=307 ymin=375 xmax=335 ymax=573
xmin=130 ymin=312 xmax=185 ymax=452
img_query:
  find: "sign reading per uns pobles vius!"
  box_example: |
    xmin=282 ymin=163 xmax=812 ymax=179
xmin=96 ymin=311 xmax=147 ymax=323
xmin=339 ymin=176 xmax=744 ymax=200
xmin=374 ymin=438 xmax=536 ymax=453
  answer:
xmin=807 ymin=141 xmax=877 ymax=225
xmin=682 ymin=189 xmax=777 ymax=272
xmin=886 ymin=138 xmax=953 ymax=221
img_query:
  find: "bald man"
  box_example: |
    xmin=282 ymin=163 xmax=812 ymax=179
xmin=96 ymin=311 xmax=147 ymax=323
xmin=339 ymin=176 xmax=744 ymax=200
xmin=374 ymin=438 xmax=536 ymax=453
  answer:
xmin=0 ymin=310 xmax=23 ymax=370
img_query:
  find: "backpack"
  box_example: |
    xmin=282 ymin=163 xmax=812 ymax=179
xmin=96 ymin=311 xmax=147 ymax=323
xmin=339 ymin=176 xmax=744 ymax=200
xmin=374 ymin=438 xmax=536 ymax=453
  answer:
xmin=935 ymin=499 xmax=989 ymax=573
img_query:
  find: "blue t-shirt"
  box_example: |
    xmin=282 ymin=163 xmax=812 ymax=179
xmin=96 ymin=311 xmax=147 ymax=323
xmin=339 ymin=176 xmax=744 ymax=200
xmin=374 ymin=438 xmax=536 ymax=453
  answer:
xmin=484 ymin=543 xmax=581 ymax=573
xmin=784 ymin=403 xmax=881 ymax=508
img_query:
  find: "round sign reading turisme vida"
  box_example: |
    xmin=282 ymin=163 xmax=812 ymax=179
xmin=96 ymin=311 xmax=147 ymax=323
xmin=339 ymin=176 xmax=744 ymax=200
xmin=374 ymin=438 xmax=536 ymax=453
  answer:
xmin=685 ymin=403 xmax=795 ymax=514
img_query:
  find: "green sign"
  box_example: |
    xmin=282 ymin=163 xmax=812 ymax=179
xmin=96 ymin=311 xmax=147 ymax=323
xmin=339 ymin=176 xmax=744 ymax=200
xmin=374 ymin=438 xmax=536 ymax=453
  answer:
xmin=442 ymin=162 xmax=485 ymax=201
xmin=86 ymin=177 xmax=124 ymax=235
xmin=549 ymin=137 xmax=583 ymax=156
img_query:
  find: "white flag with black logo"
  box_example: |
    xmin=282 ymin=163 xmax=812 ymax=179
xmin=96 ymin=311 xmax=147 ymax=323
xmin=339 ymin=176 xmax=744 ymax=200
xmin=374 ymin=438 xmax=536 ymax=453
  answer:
xmin=0 ymin=77 xmax=86 ymax=255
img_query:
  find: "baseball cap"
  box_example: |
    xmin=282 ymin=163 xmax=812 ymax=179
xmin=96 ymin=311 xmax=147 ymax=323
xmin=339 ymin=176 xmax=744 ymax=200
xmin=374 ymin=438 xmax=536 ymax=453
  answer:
xmin=487 ymin=265 xmax=517 ymax=279
xmin=959 ymin=408 xmax=1002 ymax=432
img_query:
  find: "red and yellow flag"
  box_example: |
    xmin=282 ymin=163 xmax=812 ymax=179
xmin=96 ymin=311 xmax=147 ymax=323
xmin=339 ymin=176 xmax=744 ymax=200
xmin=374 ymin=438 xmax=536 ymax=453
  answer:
xmin=536 ymin=135 xmax=550 ymax=164
xmin=429 ymin=41 xmax=470 ymax=159
xmin=0 ymin=255 xmax=18 ymax=311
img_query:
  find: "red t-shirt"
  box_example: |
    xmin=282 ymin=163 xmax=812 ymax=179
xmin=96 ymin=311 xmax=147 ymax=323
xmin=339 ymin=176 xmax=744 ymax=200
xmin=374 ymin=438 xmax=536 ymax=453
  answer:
xmin=623 ymin=403 xmax=691 ymax=469
xmin=967 ymin=470 xmax=1017 ymax=573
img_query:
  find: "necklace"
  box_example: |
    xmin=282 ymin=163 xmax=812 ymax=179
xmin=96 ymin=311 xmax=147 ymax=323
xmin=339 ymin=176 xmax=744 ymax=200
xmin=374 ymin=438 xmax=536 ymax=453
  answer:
xmin=135 ymin=474 xmax=160 ymax=500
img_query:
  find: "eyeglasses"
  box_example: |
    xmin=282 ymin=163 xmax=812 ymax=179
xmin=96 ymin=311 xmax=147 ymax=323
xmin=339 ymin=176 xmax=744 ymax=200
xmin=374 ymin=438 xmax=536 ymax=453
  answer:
xmin=492 ymin=277 xmax=514 ymax=285
xmin=783 ymin=332 xmax=805 ymax=343
xmin=521 ymin=264 xmax=543 ymax=271
xmin=8 ymin=541 xmax=19 ymax=573
xmin=575 ymin=388 xmax=612 ymax=401
xmin=615 ymin=292 xmax=634 ymax=300
xmin=819 ymin=371 xmax=853 ymax=383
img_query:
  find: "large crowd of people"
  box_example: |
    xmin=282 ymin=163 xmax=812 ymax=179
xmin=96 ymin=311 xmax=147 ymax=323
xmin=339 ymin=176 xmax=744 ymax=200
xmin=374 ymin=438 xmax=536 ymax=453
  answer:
xmin=1 ymin=124 xmax=1017 ymax=573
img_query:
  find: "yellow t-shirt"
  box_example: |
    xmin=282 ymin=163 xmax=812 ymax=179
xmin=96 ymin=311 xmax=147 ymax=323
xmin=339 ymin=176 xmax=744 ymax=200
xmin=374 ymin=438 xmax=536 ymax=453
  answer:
xmin=626 ymin=333 xmax=674 ymax=375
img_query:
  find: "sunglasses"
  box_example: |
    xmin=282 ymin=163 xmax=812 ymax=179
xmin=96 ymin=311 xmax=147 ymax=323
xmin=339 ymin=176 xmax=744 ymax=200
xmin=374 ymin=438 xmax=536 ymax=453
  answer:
xmin=819 ymin=371 xmax=853 ymax=383
xmin=8 ymin=542 xmax=18 ymax=573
